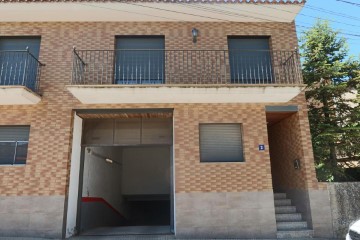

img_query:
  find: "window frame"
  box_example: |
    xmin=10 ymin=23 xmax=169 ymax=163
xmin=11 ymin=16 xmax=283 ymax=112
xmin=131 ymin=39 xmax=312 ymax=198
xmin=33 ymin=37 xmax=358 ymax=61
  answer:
xmin=198 ymin=123 xmax=245 ymax=163
xmin=114 ymin=35 xmax=166 ymax=84
xmin=0 ymin=125 xmax=30 ymax=166
xmin=0 ymin=36 xmax=42 ymax=91
xmin=0 ymin=36 xmax=41 ymax=57
xmin=227 ymin=36 xmax=273 ymax=84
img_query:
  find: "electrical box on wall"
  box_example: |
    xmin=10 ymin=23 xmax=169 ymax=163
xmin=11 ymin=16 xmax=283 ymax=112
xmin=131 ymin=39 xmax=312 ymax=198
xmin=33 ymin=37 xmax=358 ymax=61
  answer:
xmin=294 ymin=159 xmax=301 ymax=170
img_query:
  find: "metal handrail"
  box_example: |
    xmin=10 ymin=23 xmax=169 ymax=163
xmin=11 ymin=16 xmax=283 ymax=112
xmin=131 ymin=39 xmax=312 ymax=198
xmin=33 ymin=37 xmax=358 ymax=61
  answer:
xmin=72 ymin=49 xmax=303 ymax=85
xmin=26 ymin=51 xmax=45 ymax=67
xmin=73 ymin=47 xmax=86 ymax=66
xmin=0 ymin=49 xmax=45 ymax=66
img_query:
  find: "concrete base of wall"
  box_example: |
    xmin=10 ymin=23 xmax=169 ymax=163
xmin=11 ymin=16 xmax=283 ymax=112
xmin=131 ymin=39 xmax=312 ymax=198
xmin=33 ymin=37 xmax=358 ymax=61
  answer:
xmin=175 ymin=191 xmax=277 ymax=239
xmin=4 ymin=186 xmax=355 ymax=239
xmin=308 ymin=189 xmax=334 ymax=238
xmin=0 ymin=195 xmax=64 ymax=238
xmin=285 ymin=189 xmax=312 ymax=227
xmin=284 ymin=188 xmax=334 ymax=239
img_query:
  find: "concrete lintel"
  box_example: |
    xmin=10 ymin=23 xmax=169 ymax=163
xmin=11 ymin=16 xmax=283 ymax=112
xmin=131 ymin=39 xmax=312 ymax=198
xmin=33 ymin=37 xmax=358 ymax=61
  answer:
xmin=75 ymin=108 xmax=174 ymax=115
xmin=265 ymin=105 xmax=299 ymax=112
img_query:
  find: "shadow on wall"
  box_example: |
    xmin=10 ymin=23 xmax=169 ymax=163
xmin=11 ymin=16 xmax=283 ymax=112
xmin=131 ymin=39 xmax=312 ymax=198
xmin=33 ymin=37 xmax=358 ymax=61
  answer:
xmin=81 ymin=198 xmax=127 ymax=231
xmin=267 ymin=112 xmax=313 ymax=228
xmin=81 ymin=146 xmax=125 ymax=232
xmin=80 ymin=146 xmax=171 ymax=233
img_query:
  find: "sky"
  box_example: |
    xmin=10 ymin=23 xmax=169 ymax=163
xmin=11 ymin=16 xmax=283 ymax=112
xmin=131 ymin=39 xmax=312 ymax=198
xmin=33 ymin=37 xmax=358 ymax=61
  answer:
xmin=296 ymin=0 xmax=360 ymax=58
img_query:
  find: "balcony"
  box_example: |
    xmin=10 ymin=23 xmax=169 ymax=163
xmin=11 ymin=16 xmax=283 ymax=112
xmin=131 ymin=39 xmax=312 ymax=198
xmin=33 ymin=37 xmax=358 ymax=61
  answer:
xmin=67 ymin=49 xmax=305 ymax=104
xmin=0 ymin=50 xmax=44 ymax=105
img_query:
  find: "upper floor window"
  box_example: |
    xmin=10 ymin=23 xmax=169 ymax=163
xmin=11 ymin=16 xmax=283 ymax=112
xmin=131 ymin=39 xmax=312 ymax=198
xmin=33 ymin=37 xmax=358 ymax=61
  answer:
xmin=0 ymin=37 xmax=41 ymax=91
xmin=228 ymin=37 xmax=273 ymax=84
xmin=0 ymin=126 xmax=30 ymax=165
xmin=115 ymin=36 xmax=165 ymax=84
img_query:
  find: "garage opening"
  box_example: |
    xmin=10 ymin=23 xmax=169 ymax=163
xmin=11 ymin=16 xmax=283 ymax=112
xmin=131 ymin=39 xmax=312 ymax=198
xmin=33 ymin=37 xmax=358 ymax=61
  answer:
xmin=76 ymin=110 xmax=173 ymax=236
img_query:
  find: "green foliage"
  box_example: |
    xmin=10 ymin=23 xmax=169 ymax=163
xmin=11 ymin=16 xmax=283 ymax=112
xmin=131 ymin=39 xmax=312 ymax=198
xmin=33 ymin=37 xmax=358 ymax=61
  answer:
xmin=300 ymin=20 xmax=360 ymax=182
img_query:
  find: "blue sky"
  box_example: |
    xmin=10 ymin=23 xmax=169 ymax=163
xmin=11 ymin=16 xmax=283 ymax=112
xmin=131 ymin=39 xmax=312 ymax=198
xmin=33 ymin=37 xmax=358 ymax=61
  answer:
xmin=296 ymin=0 xmax=360 ymax=59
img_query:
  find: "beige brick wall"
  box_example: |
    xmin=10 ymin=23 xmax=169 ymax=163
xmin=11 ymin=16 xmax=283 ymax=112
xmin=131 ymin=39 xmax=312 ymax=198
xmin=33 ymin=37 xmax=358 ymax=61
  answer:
xmin=0 ymin=21 xmax=317 ymax=197
xmin=270 ymin=93 xmax=320 ymax=191
xmin=174 ymin=103 xmax=272 ymax=192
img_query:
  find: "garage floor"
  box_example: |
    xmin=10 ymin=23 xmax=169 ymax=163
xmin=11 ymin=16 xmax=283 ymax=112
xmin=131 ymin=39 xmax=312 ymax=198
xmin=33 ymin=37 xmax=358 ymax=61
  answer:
xmin=81 ymin=225 xmax=172 ymax=236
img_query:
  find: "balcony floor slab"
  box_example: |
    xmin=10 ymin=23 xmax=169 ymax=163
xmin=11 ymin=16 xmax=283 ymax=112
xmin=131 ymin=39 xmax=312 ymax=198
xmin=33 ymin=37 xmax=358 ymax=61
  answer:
xmin=67 ymin=84 xmax=306 ymax=104
xmin=0 ymin=86 xmax=41 ymax=105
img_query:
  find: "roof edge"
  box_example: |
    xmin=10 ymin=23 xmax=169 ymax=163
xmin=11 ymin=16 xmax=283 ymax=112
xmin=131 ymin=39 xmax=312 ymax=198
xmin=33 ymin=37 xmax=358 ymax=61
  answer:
xmin=0 ymin=0 xmax=306 ymax=4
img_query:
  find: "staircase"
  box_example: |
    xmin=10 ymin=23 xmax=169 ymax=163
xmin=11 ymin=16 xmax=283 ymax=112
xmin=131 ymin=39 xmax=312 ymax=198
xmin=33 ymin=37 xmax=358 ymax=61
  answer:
xmin=274 ymin=193 xmax=313 ymax=239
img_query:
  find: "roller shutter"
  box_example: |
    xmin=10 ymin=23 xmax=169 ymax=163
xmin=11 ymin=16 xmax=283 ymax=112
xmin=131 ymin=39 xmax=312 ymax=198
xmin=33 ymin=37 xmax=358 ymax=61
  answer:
xmin=0 ymin=126 xmax=30 ymax=141
xmin=199 ymin=124 xmax=244 ymax=162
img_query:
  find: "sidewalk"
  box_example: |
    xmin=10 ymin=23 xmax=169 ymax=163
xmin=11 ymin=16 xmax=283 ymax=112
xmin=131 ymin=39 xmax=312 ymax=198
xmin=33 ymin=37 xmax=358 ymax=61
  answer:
xmin=0 ymin=236 xmax=340 ymax=240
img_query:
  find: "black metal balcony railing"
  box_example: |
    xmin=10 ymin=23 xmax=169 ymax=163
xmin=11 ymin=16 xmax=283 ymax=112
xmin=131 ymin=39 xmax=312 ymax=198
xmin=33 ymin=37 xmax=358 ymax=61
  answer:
xmin=0 ymin=49 xmax=45 ymax=93
xmin=72 ymin=49 xmax=303 ymax=85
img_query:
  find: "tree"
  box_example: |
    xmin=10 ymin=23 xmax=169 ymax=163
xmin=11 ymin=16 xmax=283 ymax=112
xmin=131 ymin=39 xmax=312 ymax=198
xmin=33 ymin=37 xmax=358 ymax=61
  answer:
xmin=300 ymin=20 xmax=360 ymax=181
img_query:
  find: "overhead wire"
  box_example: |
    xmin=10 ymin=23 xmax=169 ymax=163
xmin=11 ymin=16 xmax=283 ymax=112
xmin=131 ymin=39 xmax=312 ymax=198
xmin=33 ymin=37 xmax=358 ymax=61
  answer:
xmin=74 ymin=1 xmax=360 ymax=49
xmin=173 ymin=2 xmax=360 ymax=38
xmin=305 ymin=4 xmax=360 ymax=21
xmin=295 ymin=25 xmax=360 ymax=42
xmin=80 ymin=0 xmax=360 ymax=28
xmin=250 ymin=3 xmax=360 ymax=28
xmin=79 ymin=1 xmax=360 ymax=41
xmin=120 ymin=1 xmax=310 ymax=36
xmin=76 ymin=2 xmax=187 ymax=22
xmin=336 ymin=0 xmax=360 ymax=7
xmin=118 ymin=2 xmax=234 ymax=22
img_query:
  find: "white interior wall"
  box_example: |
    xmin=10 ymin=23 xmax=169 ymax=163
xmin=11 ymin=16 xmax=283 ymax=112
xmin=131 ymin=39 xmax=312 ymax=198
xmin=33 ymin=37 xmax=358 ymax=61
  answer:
xmin=122 ymin=147 xmax=171 ymax=195
xmin=82 ymin=147 xmax=124 ymax=213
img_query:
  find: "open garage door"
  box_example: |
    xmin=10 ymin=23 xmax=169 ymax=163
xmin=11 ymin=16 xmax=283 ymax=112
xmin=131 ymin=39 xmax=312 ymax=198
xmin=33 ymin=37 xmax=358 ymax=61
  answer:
xmin=73 ymin=110 xmax=174 ymax=236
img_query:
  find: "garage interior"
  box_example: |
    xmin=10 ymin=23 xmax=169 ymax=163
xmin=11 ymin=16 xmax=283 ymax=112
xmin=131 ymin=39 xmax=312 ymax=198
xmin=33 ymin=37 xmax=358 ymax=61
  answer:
xmin=77 ymin=110 xmax=173 ymax=235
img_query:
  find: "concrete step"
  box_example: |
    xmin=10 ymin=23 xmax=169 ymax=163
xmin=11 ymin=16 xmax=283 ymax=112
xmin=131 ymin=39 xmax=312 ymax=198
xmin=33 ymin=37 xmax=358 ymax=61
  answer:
xmin=274 ymin=193 xmax=287 ymax=200
xmin=277 ymin=221 xmax=308 ymax=231
xmin=276 ymin=213 xmax=302 ymax=222
xmin=274 ymin=199 xmax=291 ymax=206
xmin=277 ymin=229 xmax=314 ymax=239
xmin=275 ymin=206 xmax=297 ymax=214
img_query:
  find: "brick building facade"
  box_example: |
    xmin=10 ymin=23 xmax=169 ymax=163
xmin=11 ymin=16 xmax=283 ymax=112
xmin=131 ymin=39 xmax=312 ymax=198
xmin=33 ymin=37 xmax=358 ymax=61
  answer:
xmin=0 ymin=1 xmax=335 ymax=239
